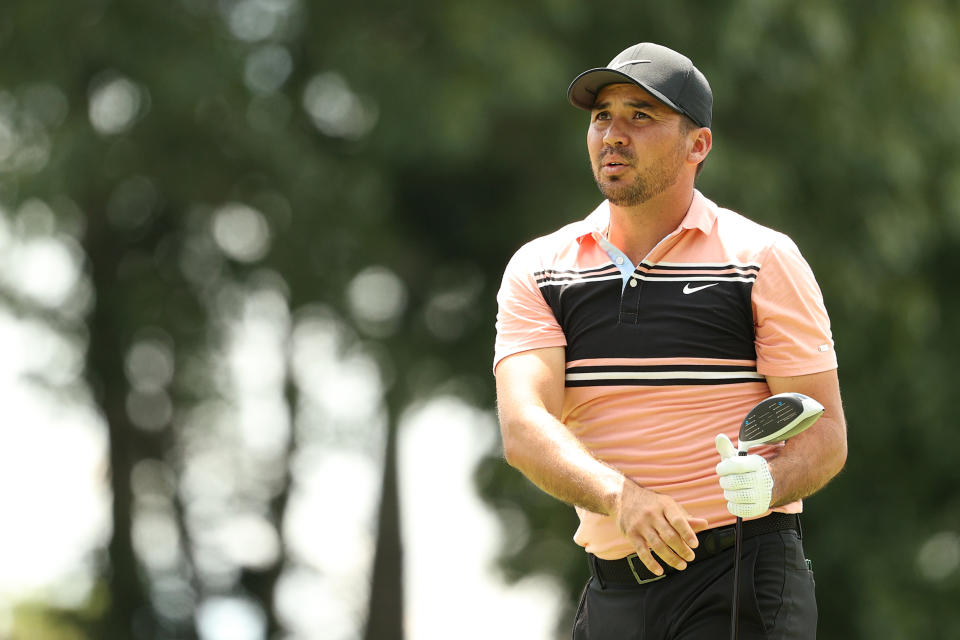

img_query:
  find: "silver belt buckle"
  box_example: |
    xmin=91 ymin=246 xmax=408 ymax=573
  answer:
xmin=626 ymin=554 xmax=667 ymax=585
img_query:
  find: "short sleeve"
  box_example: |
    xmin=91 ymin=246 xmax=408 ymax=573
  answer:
xmin=493 ymin=245 xmax=567 ymax=373
xmin=752 ymin=235 xmax=838 ymax=377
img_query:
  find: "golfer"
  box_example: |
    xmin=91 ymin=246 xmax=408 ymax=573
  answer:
xmin=493 ymin=42 xmax=847 ymax=639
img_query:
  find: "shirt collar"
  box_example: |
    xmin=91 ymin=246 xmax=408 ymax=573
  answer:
xmin=574 ymin=189 xmax=717 ymax=244
xmin=681 ymin=189 xmax=718 ymax=234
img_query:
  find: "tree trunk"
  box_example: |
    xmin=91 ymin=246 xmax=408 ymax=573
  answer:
xmin=363 ymin=389 xmax=404 ymax=640
xmin=83 ymin=223 xmax=155 ymax=639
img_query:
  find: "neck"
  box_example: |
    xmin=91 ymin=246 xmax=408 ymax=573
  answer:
xmin=607 ymin=183 xmax=695 ymax=264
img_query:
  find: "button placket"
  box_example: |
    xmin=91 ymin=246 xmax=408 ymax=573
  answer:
xmin=618 ymin=269 xmax=644 ymax=324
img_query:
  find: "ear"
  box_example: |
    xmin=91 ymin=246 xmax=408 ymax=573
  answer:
xmin=688 ymin=127 xmax=712 ymax=165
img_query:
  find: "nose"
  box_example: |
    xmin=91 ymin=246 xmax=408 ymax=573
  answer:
xmin=603 ymin=117 xmax=628 ymax=146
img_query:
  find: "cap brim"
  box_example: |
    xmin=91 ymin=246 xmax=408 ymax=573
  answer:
xmin=566 ymin=67 xmax=686 ymax=119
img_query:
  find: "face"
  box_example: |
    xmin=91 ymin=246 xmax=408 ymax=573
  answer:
xmin=587 ymin=83 xmax=694 ymax=207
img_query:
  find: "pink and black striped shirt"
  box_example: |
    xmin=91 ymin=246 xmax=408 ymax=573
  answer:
xmin=494 ymin=190 xmax=837 ymax=560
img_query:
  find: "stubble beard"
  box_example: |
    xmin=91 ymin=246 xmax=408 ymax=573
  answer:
xmin=592 ymin=139 xmax=687 ymax=207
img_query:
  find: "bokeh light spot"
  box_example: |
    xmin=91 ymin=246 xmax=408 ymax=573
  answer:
xmin=211 ymin=203 xmax=271 ymax=263
xmin=88 ymin=74 xmax=144 ymax=135
xmin=302 ymin=72 xmax=378 ymax=140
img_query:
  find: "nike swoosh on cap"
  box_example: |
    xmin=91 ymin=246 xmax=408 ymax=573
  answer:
xmin=611 ymin=59 xmax=652 ymax=70
xmin=682 ymin=283 xmax=718 ymax=294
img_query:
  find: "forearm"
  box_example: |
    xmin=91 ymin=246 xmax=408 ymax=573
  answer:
xmin=763 ymin=370 xmax=848 ymax=508
xmin=496 ymin=349 xmax=707 ymax=575
xmin=769 ymin=416 xmax=847 ymax=507
xmin=499 ymin=403 xmax=624 ymax=517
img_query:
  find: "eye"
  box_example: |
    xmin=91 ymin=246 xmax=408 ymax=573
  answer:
xmin=593 ymin=110 xmax=611 ymax=122
xmin=633 ymin=111 xmax=651 ymax=120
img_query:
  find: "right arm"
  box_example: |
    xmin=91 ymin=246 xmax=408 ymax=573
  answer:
xmin=495 ymin=346 xmax=707 ymax=574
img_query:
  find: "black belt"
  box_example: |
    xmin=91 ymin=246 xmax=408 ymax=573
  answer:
xmin=588 ymin=512 xmax=801 ymax=587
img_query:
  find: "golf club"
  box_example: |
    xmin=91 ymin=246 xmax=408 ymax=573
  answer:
xmin=728 ymin=392 xmax=824 ymax=640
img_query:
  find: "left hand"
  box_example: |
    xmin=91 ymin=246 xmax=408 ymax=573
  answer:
xmin=715 ymin=434 xmax=774 ymax=518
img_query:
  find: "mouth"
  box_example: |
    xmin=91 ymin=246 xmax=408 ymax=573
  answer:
xmin=600 ymin=158 xmax=631 ymax=174
xmin=599 ymin=151 xmax=633 ymax=169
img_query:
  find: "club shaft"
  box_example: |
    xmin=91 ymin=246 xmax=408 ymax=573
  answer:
xmin=730 ymin=448 xmax=749 ymax=640
xmin=731 ymin=515 xmax=742 ymax=640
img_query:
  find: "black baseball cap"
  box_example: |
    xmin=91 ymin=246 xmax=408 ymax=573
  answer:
xmin=567 ymin=42 xmax=712 ymax=128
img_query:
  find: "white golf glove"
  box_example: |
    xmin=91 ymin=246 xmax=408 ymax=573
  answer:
xmin=715 ymin=434 xmax=774 ymax=518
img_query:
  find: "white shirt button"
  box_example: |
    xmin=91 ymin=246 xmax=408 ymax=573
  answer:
xmin=616 ymin=256 xmax=624 ymax=265
xmin=629 ymin=279 xmax=638 ymax=287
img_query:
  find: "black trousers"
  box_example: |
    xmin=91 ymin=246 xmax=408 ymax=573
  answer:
xmin=572 ymin=530 xmax=817 ymax=640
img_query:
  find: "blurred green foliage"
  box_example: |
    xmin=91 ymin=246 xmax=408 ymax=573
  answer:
xmin=2 ymin=0 xmax=960 ymax=638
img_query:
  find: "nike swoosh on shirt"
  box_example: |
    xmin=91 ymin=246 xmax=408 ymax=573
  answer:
xmin=682 ymin=283 xmax=719 ymax=294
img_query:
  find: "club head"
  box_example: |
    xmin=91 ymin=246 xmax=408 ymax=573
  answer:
xmin=737 ymin=392 xmax=824 ymax=452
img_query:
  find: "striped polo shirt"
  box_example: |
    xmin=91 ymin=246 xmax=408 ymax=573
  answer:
xmin=494 ymin=190 xmax=837 ymax=560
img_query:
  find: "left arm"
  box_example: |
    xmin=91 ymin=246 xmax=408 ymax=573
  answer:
xmin=718 ymin=233 xmax=846 ymax=515
xmin=765 ymin=368 xmax=847 ymax=506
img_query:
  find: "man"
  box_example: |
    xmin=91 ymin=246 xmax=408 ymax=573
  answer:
xmin=493 ymin=42 xmax=847 ymax=639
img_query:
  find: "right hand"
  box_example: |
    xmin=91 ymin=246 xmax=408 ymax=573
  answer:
xmin=615 ymin=479 xmax=709 ymax=576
